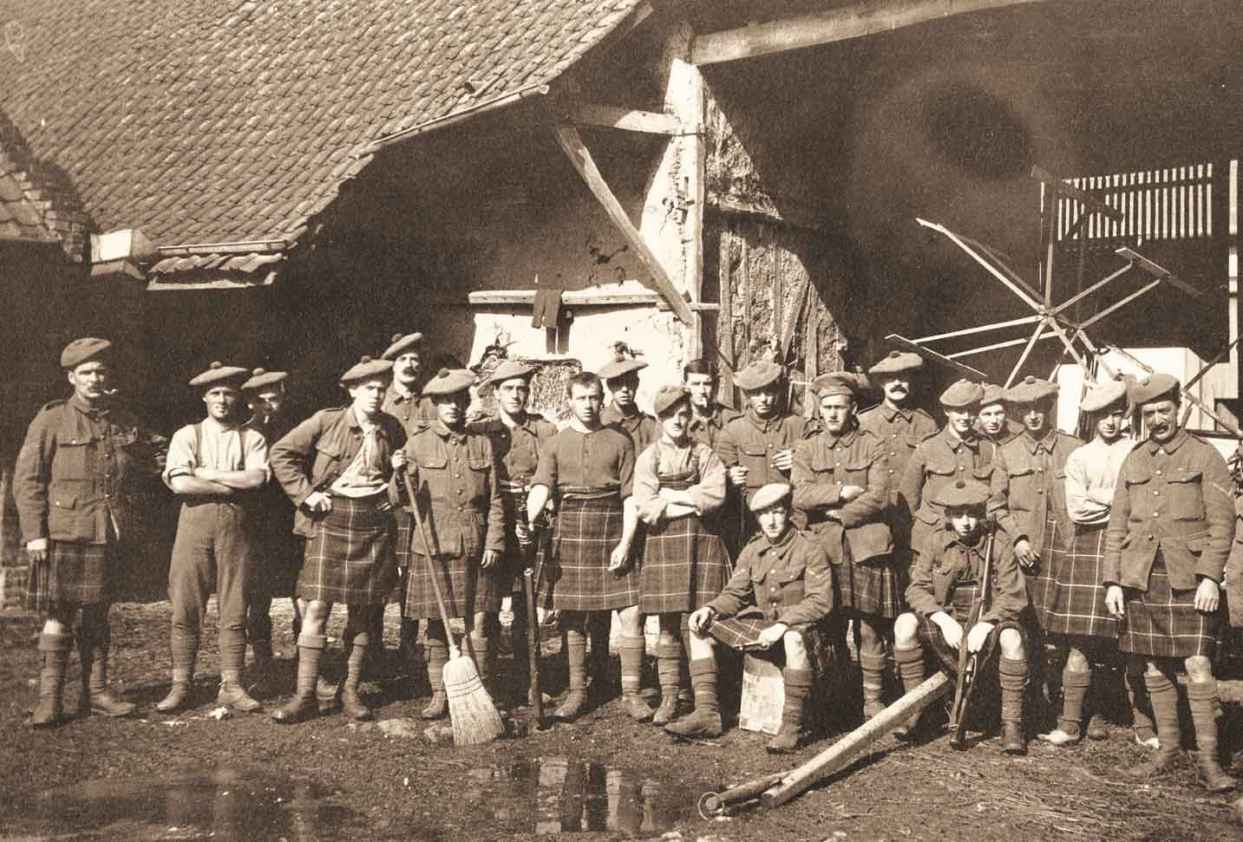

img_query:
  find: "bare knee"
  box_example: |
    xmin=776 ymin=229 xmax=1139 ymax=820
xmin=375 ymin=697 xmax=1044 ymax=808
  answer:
xmin=302 ymin=600 xmax=330 ymax=631
xmin=1065 ymin=647 xmax=1090 ymax=672
xmin=893 ymin=613 xmax=920 ymax=647
xmin=1184 ymin=655 xmax=1213 ymax=682
xmin=783 ymin=631 xmax=809 ymax=669
xmin=617 ymin=605 xmax=642 ymax=635
xmin=998 ymin=628 xmax=1024 ymax=659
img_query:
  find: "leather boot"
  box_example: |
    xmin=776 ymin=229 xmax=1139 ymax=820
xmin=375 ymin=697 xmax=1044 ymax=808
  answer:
xmin=665 ymin=658 xmax=722 ymax=738
xmin=1188 ymin=679 xmax=1235 ymax=793
xmin=892 ymin=645 xmax=927 ymax=741
xmin=1124 ymin=671 xmax=1182 ymax=778
xmin=652 ymin=643 xmax=681 ymax=726
xmin=81 ymin=621 xmax=135 ymax=718
xmin=1038 ymin=666 xmax=1087 ymax=746
xmin=272 ymin=635 xmax=325 ymax=723
xmin=859 ymin=652 xmax=887 ymax=720
xmin=341 ymin=634 xmax=373 ymax=721
xmin=618 ymin=635 xmax=653 ymax=722
xmin=30 ymin=632 xmax=70 ymax=728
xmin=156 ymin=629 xmax=197 ymax=713
xmin=218 ymin=670 xmax=263 ymax=712
xmin=421 ymin=639 xmax=448 ymax=720
xmin=999 ymin=657 xmax=1027 ymax=755
xmin=553 ymin=628 xmax=589 ymax=721
xmin=767 ymin=668 xmax=813 ymax=754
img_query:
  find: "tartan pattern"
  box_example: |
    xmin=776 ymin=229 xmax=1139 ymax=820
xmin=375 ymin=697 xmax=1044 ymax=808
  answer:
xmin=1041 ymin=522 xmax=1118 ymax=639
xmin=639 ymin=512 xmax=732 ymax=614
xmin=709 ymin=613 xmax=777 ymax=650
xmin=1118 ymin=555 xmax=1219 ymax=659
xmin=25 ymin=541 xmax=112 ymax=612
xmin=394 ymin=509 xmax=414 ymax=570
xmin=709 ymin=613 xmax=833 ymax=674
xmin=404 ymin=552 xmax=504 ymax=619
xmin=298 ymin=496 xmax=397 ymax=605
xmin=542 ymin=495 xmax=638 ymax=611
xmin=917 ymin=614 xmax=1023 ymax=674
xmin=1021 ymin=513 xmax=1063 ymax=626
xmin=836 ymin=559 xmax=903 ymax=619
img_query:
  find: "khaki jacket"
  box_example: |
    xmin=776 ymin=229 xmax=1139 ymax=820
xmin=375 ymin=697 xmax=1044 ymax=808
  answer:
xmin=706 ymin=528 xmax=834 ymax=627
xmin=791 ymin=427 xmax=892 ymax=564
xmin=989 ymin=429 xmax=1084 ymax=556
xmin=899 ymin=428 xmax=996 ymax=557
xmin=905 ymin=526 xmax=1026 ymax=624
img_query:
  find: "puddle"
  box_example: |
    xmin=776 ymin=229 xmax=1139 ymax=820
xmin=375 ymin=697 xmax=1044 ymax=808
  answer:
xmin=13 ymin=767 xmax=354 ymax=841
xmin=455 ymin=757 xmax=704 ymax=837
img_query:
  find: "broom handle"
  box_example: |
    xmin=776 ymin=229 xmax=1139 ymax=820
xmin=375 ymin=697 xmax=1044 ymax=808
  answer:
xmin=401 ymin=470 xmax=462 ymax=660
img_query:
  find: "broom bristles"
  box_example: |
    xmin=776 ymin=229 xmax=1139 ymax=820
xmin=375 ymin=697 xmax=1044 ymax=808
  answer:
xmin=443 ymin=654 xmax=504 ymax=745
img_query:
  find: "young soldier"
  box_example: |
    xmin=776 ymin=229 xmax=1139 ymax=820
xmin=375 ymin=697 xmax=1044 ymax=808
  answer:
xmin=1103 ymin=373 xmax=1235 ymax=791
xmin=468 ymin=359 xmax=557 ymax=705
xmin=792 ymin=372 xmax=895 ymax=718
xmin=599 ymin=356 xmax=659 ymax=456
xmin=15 ymin=338 xmax=161 ymax=726
xmin=631 ymin=385 xmax=731 ymax=725
xmin=683 ymin=359 xmax=739 ymax=450
xmin=976 ymin=383 xmax=1022 ymax=445
xmin=269 ymin=356 xmax=406 ymax=723
xmin=893 ymin=479 xmax=1029 ymax=752
xmin=397 ymin=368 xmax=506 ymax=718
xmin=158 ymin=362 xmax=269 ymax=713
xmin=526 ymin=372 xmax=644 ymax=722
xmin=671 ymin=483 xmax=834 ymax=752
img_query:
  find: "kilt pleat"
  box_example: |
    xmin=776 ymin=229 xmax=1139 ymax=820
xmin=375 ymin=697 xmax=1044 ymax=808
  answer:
xmin=1041 ymin=522 xmax=1117 ymax=639
xmin=543 ymin=495 xmax=638 ymax=611
xmin=709 ymin=614 xmax=777 ymax=650
xmin=298 ymin=496 xmax=396 ymax=605
xmin=25 ymin=541 xmax=111 ymax=612
xmin=1118 ymin=555 xmax=1219 ymax=659
xmin=1023 ymin=513 xmax=1063 ymax=625
xmin=837 ymin=560 xmax=903 ymax=619
xmin=404 ymin=552 xmax=504 ymax=619
xmin=709 ymin=612 xmax=832 ymax=672
xmin=639 ymin=513 xmax=732 ymax=614
xmin=394 ymin=510 xmax=414 ymax=570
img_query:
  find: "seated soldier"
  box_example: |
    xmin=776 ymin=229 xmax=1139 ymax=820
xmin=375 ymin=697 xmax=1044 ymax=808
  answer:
xmin=670 ymin=483 xmax=834 ymax=753
xmin=892 ymin=479 xmax=1030 ymax=754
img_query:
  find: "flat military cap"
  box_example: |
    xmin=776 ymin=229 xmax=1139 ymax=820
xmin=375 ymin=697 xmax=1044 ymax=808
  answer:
xmin=381 ymin=332 xmax=424 ymax=361
xmin=733 ymin=360 xmax=785 ymax=391
xmin=339 ymin=355 xmax=393 ymax=385
xmin=652 ymin=384 xmax=691 ymax=417
xmin=423 ymin=367 xmax=476 ymax=396
xmin=598 ymin=357 xmax=647 ymax=381
xmin=241 ymin=368 xmax=288 ymax=392
xmin=1129 ymin=372 xmax=1180 ymax=406
xmin=1080 ymin=379 xmax=1128 ymax=413
xmin=868 ymin=350 xmax=923 ymax=376
xmin=60 ymin=337 xmax=112 ymax=369
xmin=189 ymin=361 xmax=250 ymax=388
xmin=813 ymin=371 xmax=867 ymax=398
xmin=934 ymin=478 xmax=990 ymax=508
xmin=483 ymin=359 xmax=538 ymax=389
xmin=939 ymin=378 xmax=984 ymax=408
xmin=749 ymin=482 xmax=792 ymax=512
xmin=1005 ymin=375 xmax=1058 ymax=405
xmin=980 ymin=383 xmax=1006 ymax=409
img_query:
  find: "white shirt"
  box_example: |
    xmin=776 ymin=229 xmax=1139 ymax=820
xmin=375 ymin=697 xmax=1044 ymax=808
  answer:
xmin=1064 ymin=436 xmax=1136 ymax=524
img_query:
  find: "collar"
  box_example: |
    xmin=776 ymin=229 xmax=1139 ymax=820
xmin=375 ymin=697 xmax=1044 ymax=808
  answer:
xmin=570 ymin=418 xmax=602 ymax=435
xmin=881 ymin=403 xmax=912 ymax=423
xmin=610 ymin=401 xmax=640 ymax=419
xmin=689 ymin=406 xmax=723 ymax=429
xmin=745 ymin=408 xmax=782 ymax=432
xmin=500 ymin=410 xmax=530 ymax=431
xmin=760 ymin=526 xmax=796 ymax=556
xmin=1147 ymin=429 xmax=1188 ymax=455
xmin=69 ymin=393 xmax=110 ymax=418
xmin=943 ymin=426 xmax=977 ymax=452
xmin=821 ymin=426 xmax=858 ymax=448
xmin=348 ymin=407 xmax=387 ymax=435
xmin=201 ymin=415 xmax=241 ymax=433
xmin=1022 ymin=428 xmax=1057 ymax=454
xmin=390 ymin=382 xmax=418 ymax=402
xmin=432 ymin=419 xmax=468 ymax=443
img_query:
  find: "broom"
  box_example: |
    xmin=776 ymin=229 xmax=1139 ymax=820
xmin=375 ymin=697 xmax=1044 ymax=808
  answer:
xmin=401 ymin=471 xmax=504 ymax=745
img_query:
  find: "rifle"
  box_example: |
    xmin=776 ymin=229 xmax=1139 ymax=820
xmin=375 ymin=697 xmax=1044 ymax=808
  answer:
xmin=522 ymin=508 xmax=551 ymax=730
xmin=947 ymin=521 xmax=995 ymax=750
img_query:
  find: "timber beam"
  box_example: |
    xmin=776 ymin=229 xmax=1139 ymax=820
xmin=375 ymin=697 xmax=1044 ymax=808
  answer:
xmin=555 ymin=102 xmax=684 ymax=135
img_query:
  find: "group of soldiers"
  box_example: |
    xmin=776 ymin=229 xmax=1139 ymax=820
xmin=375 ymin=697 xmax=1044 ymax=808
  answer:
xmin=13 ymin=333 xmax=1240 ymax=790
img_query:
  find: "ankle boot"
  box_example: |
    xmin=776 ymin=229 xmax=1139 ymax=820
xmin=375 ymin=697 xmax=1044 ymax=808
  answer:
xmin=156 ymin=629 xmax=197 ymax=713
xmin=665 ymin=658 xmax=722 ymax=738
xmin=272 ymin=635 xmax=325 ymax=723
xmin=618 ymin=636 xmax=653 ymax=722
xmin=553 ymin=629 xmax=588 ymax=721
xmin=767 ymin=668 xmax=813 ymax=754
xmin=218 ymin=670 xmax=263 ymax=712
xmin=341 ymin=635 xmax=372 ymax=721
xmin=1188 ymin=679 xmax=1236 ymax=793
xmin=81 ymin=623 xmax=135 ymax=718
xmin=1124 ymin=671 xmax=1182 ymax=778
xmin=859 ymin=652 xmax=887 ymax=720
xmin=30 ymin=632 xmax=71 ymax=728
xmin=999 ymin=657 xmax=1027 ymax=755
xmin=1039 ymin=666 xmax=1088 ymax=746
xmin=892 ymin=646 xmax=927 ymax=741
xmin=652 ymin=643 xmax=681 ymax=726
xmin=421 ymin=639 xmax=448 ymax=720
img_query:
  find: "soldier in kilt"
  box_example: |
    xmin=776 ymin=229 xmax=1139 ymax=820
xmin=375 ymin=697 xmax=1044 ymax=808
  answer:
xmin=792 ymin=372 xmax=895 ymax=719
xmin=268 ymin=356 xmax=406 ymax=723
xmin=14 ymin=338 xmax=162 ymax=726
xmin=630 ymin=385 xmax=731 ymax=726
xmin=1104 ymin=373 xmax=1236 ymax=792
xmin=525 ymin=371 xmax=644 ymax=722
xmin=468 ymin=359 xmax=557 ymax=706
xmin=893 ymin=479 xmax=1030 ymax=753
xmin=670 ymin=483 xmax=834 ymax=753
xmin=396 ymin=368 xmax=506 ymax=719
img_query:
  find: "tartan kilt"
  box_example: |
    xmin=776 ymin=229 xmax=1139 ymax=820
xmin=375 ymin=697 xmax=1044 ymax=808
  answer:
xmin=394 ymin=509 xmax=414 ymax=570
xmin=1041 ymin=522 xmax=1118 ymax=640
xmin=639 ymin=512 xmax=732 ymax=614
xmin=297 ymin=496 xmax=396 ymax=605
xmin=915 ymin=579 xmax=1026 ymax=672
xmin=1021 ymin=513 xmax=1064 ymax=626
xmin=708 ymin=611 xmax=832 ymax=673
xmin=1118 ymin=554 xmax=1220 ymax=659
xmin=25 ymin=541 xmax=113 ymax=612
xmin=808 ymin=521 xmax=902 ymax=619
xmin=542 ymin=495 xmax=638 ymax=611
xmin=404 ymin=552 xmax=504 ymax=619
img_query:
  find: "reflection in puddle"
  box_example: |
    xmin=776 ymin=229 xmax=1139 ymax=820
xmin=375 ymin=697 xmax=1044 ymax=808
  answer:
xmin=18 ymin=767 xmax=353 ymax=841
xmin=461 ymin=757 xmax=697 ymax=837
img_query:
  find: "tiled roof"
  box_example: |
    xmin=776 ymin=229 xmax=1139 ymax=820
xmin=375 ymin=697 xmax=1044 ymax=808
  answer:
xmin=0 ymin=110 xmax=85 ymax=257
xmin=0 ymin=0 xmax=646 ymax=276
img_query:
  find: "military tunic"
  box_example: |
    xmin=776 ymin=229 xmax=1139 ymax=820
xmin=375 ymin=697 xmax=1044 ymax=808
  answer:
xmin=687 ymin=405 xmax=740 ymax=451
xmin=382 ymin=385 xmax=436 ymax=432
xmin=899 ymin=428 xmax=996 ymax=564
xmin=715 ymin=410 xmax=808 ymax=548
xmin=601 ymin=402 xmax=659 ymax=456
xmin=857 ymin=404 xmax=938 ymax=507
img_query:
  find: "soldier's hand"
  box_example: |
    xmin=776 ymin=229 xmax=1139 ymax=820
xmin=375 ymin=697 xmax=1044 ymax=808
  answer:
xmin=481 ymin=550 xmax=500 ymax=569
xmin=1104 ymin=585 xmax=1126 ymax=619
xmin=608 ymin=542 xmax=631 ymax=572
xmin=966 ymin=621 xmax=994 ymax=653
xmin=687 ymin=607 xmax=714 ymax=635
xmin=933 ymin=612 xmax=963 ymax=650
xmin=727 ymin=466 xmax=749 ymax=487
xmin=1194 ymin=577 xmax=1221 ymax=613
xmin=840 ymin=484 xmax=865 ymax=502
xmin=756 ymin=622 xmax=789 ymax=648
xmin=26 ymin=538 xmax=48 ymax=564
xmin=304 ymin=491 xmax=333 ymax=514
xmin=391 ymin=451 xmax=408 ymax=470
xmin=771 ymin=449 xmax=794 ymax=472
xmin=1014 ymin=539 xmax=1038 ymax=570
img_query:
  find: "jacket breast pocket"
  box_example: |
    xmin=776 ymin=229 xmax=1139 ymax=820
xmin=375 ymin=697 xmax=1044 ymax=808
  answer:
xmin=311 ymin=441 xmax=343 ymax=480
xmin=739 ymin=444 xmax=770 ymax=477
xmin=1005 ymin=466 xmax=1035 ymax=510
xmin=51 ymin=434 xmax=91 ymax=481
xmin=1166 ymin=469 xmax=1205 ymax=521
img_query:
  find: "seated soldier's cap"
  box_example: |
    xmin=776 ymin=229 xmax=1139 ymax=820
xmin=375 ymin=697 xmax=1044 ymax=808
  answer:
xmin=1128 ymin=371 xmax=1180 ymax=406
xmin=733 ymin=360 xmax=785 ymax=391
xmin=749 ymin=482 xmax=792 ymax=513
xmin=483 ymin=359 xmax=538 ymax=389
xmin=934 ymin=478 xmax=990 ymax=508
xmin=813 ymin=371 xmax=868 ymax=399
xmin=381 ymin=332 xmax=424 ymax=361
xmin=339 ymin=355 xmax=393 ymax=385
xmin=868 ymin=350 xmax=922 ymax=376
xmin=1080 ymin=379 xmax=1128 ymax=413
xmin=241 ymin=368 xmax=288 ymax=392
xmin=189 ymin=361 xmax=250 ymax=388
xmin=597 ymin=357 xmax=647 ymax=381
xmin=423 ymin=367 xmax=476 ymax=396
xmin=60 ymin=337 xmax=112 ymax=369
xmin=939 ymin=378 xmax=984 ymax=408
xmin=652 ymin=384 xmax=691 ymax=417
xmin=980 ymin=383 xmax=1006 ymax=408
xmin=1005 ymin=375 xmax=1058 ymax=405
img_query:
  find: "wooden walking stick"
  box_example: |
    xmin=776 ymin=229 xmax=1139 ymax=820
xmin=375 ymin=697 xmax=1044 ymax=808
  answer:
xmin=522 ymin=510 xmax=550 ymax=730
xmin=401 ymin=471 xmax=504 ymax=745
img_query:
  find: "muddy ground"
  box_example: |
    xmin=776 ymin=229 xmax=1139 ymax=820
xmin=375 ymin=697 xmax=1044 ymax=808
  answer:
xmin=3 ymin=600 xmax=1243 ymax=841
